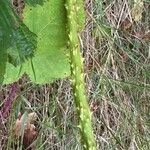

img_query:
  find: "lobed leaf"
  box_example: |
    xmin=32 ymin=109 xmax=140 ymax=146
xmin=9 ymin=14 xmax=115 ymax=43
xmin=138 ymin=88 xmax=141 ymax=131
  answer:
xmin=0 ymin=0 xmax=15 ymax=84
xmin=0 ymin=0 xmax=37 ymax=83
xmin=4 ymin=0 xmax=70 ymax=84
xmin=8 ymin=24 xmax=37 ymax=67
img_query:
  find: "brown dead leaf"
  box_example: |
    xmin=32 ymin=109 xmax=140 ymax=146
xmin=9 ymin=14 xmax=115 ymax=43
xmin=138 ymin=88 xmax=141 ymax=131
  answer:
xmin=13 ymin=112 xmax=38 ymax=149
xmin=23 ymin=124 xmax=38 ymax=149
xmin=121 ymin=18 xmax=132 ymax=30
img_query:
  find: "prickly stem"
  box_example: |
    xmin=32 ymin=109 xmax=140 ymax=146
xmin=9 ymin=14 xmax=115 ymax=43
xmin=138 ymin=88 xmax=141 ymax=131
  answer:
xmin=65 ymin=0 xmax=96 ymax=149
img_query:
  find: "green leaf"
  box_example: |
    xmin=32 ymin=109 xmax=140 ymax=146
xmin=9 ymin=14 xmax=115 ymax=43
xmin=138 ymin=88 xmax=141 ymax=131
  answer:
xmin=4 ymin=0 xmax=70 ymax=84
xmin=8 ymin=24 xmax=37 ymax=67
xmin=76 ymin=0 xmax=85 ymax=30
xmin=0 ymin=0 xmax=15 ymax=83
xmin=24 ymin=0 xmax=46 ymax=6
xmin=0 ymin=0 xmax=16 ymax=36
xmin=0 ymin=49 xmax=7 ymax=84
xmin=0 ymin=0 xmax=37 ymax=83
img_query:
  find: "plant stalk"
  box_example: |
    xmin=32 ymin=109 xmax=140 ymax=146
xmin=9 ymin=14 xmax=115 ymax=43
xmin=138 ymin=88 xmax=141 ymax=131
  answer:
xmin=66 ymin=0 xmax=96 ymax=149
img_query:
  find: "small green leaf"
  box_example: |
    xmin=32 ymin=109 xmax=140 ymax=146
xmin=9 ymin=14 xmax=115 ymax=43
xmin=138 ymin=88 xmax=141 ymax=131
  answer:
xmin=0 ymin=0 xmax=37 ymax=70
xmin=8 ymin=24 xmax=37 ymax=67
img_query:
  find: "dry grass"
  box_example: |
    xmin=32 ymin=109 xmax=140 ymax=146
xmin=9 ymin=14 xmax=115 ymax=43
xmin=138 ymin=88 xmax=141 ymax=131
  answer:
xmin=0 ymin=0 xmax=150 ymax=149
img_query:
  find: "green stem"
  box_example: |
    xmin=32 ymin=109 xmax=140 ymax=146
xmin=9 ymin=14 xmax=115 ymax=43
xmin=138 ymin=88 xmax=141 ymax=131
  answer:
xmin=66 ymin=1 xmax=96 ymax=149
